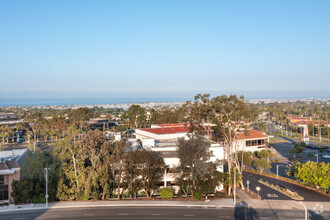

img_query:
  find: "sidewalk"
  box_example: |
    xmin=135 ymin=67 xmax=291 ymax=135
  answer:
xmin=0 ymin=198 xmax=234 ymax=213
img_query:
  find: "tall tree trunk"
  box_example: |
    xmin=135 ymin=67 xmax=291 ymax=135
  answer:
xmin=72 ymin=154 xmax=79 ymax=189
xmin=143 ymin=182 xmax=150 ymax=199
xmin=117 ymin=171 xmax=121 ymax=200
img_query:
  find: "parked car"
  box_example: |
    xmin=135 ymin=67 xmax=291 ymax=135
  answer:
xmin=322 ymin=154 xmax=330 ymax=159
xmin=307 ymin=145 xmax=321 ymax=151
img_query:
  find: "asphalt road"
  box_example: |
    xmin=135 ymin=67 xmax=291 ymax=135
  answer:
xmin=2 ymin=206 xmax=327 ymax=220
xmin=242 ymin=171 xmax=330 ymax=202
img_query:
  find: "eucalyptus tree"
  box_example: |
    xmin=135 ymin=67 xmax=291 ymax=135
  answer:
xmin=211 ymin=94 xmax=250 ymax=194
xmin=68 ymin=107 xmax=93 ymax=132
xmin=121 ymin=105 xmax=146 ymax=128
xmin=135 ymin=149 xmax=164 ymax=199
xmin=111 ymin=139 xmax=131 ymax=199
xmin=185 ymin=94 xmax=213 ymax=137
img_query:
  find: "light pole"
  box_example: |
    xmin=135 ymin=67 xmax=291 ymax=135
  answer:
xmin=299 ymin=201 xmax=308 ymax=220
xmin=256 ymin=186 xmax=261 ymax=197
xmin=247 ymin=180 xmax=250 ymax=192
xmin=286 ymin=123 xmax=288 ymax=136
xmin=315 ymin=154 xmax=319 ymax=163
xmin=276 ymin=165 xmax=282 ymax=179
xmin=317 ymin=116 xmax=321 ymax=142
xmin=44 ymin=168 xmax=50 ymax=207
xmin=233 ymin=167 xmax=236 ymax=206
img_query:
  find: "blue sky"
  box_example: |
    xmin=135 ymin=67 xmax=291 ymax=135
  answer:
xmin=0 ymin=0 xmax=329 ymax=99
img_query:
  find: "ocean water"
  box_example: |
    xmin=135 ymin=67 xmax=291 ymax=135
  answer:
xmin=0 ymin=97 xmax=189 ymax=107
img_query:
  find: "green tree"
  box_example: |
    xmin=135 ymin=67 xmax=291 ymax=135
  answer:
xmin=136 ymin=149 xmax=164 ymax=198
xmin=121 ymin=105 xmax=146 ymax=128
xmin=197 ymin=162 xmax=223 ymax=195
xmin=237 ymin=151 xmax=253 ymax=169
xmin=211 ymin=94 xmax=250 ymax=194
xmin=287 ymin=161 xmax=330 ymax=189
xmin=68 ymin=107 xmax=92 ymax=131
xmin=253 ymin=158 xmax=271 ymax=174
xmin=176 ymin=134 xmax=212 ymax=194
xmin=122 ymin=149 xmax=141 ymax=198
xmin=11 ymin=151 xmax=59 ymax=204
xmin=290 ymin=143 xmax=306 ymax=158
xmin=24 ymin=112 xmax=43 ymax=151
xmin=111 ymin=140 xmax=131 ymax=199
xmin=257 ymin=122 xmax=266 ymax=131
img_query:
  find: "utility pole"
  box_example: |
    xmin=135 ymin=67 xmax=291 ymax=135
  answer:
xmin=299 ymin=201 xmax=308 ymax=220
xmin=327 ymin=113 xmax=329 ymax=142
xmin=44 ymin=168 xmax=50 ymax=207
xmin=286 ymin=123 xmax=288 ymax=136
xmin=317 ymin=116 xmax=321 ymax=142
xmin=233 ymin=167 xmax=236 ymax=206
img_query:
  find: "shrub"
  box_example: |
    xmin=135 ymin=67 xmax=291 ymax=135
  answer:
xmin=215 ymin=192 xmax=222 ymax=198
xmin=80 ymin=196 xmax=89 ymax=201
xmin=193 ymin=189 xmax=203 ymax=200
xmin=160 ymin=187 xmax=174 ymax=199
xmin=32 ymin=193 xmax=46 ymax=203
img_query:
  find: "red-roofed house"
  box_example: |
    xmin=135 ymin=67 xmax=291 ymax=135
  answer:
xmin=135 ymin=127 xmax=189 ymax=140
xmin=287 ymin=116 xmax=308 ymax=123
xmin=235 ymin=129 xmax=269 ymax=152
xmin=294 ymin=120 xmax=330 ymax=127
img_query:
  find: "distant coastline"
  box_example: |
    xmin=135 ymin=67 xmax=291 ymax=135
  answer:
xmin=0 ymin=97 xmax=329 ymax=109
xmin=0 ymin=97 xmax=190 ymax=108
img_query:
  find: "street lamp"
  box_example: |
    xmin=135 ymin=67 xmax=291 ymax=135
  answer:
xmin=299 ymin=201 xmax=308 ymax=220
xmin=276 ymin=165 xmax=283 ymax=179
xmin=315 ymin=154 xmax=319 ymax=163
xmin=256 ymin=186 xmax=261 ymax=196
xmin=286 ymin=123 xmax=288 ymax=136
xmin=233 ymin=167 xmax=236 ymax=206
xmin=44 ymin=168 xmax=50 ymax=207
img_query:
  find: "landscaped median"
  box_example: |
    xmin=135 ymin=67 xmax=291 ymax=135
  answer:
xmin=244 ymin=169 xmax=330 ymax=197
xmin=257 ymin=179 xmax=304 ymax=200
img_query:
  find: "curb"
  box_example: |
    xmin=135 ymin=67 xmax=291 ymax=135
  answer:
xmin=0 ymin=203 xmax=235 ymax=213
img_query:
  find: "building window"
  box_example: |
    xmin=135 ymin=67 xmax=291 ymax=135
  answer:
xmin=0 ymin=175 xmax=9 ymax=201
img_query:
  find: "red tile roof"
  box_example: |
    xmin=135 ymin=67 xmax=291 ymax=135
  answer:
xmin=238 ymin=129 xmax=268 ymax=140
xmin=287 ymin=116 xmax=307 ymax=120
xmin=140 ymin=127 xmax=189 ymax=135
xmin=154 ymin=123 xmax=188 ymax=128
xmin=295 ymin=120 xmax=329 ymax=126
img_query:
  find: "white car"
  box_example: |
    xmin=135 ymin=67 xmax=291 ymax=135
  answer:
xmin=322 ymin=154 xmax=330 ymax=159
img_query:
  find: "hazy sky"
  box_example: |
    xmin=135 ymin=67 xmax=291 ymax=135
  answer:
xmin=0 ymin=0 xmax=329 ymax=99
